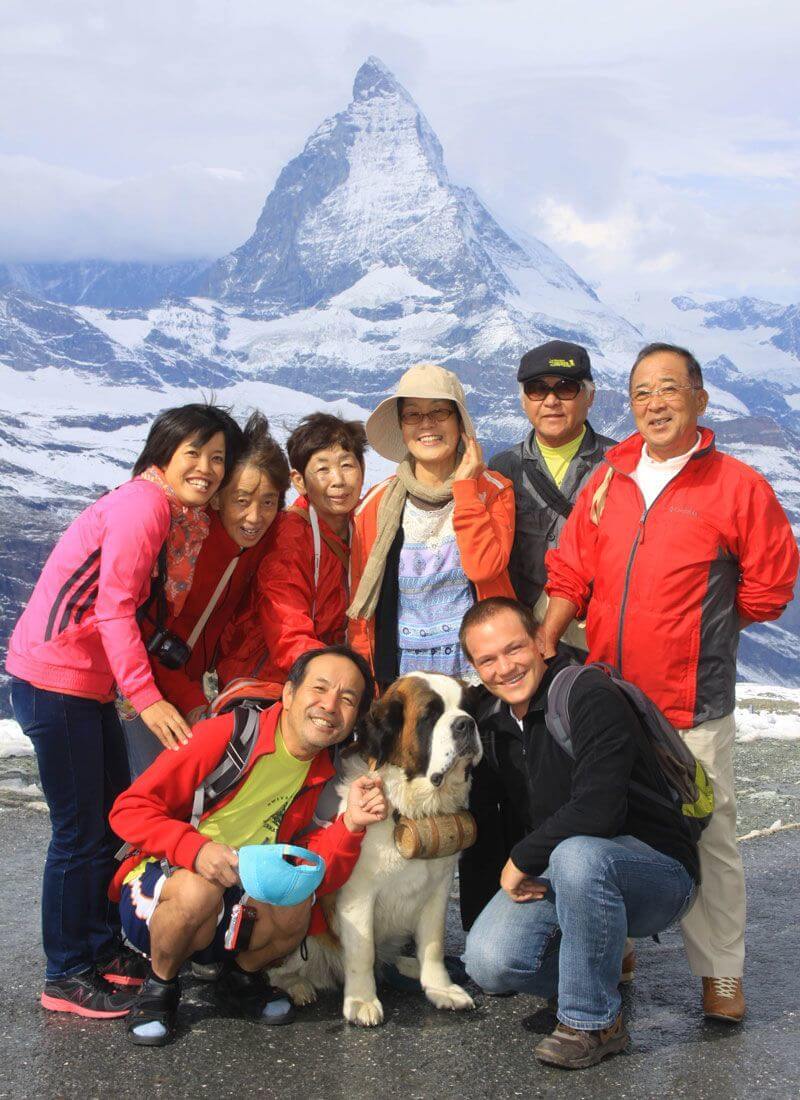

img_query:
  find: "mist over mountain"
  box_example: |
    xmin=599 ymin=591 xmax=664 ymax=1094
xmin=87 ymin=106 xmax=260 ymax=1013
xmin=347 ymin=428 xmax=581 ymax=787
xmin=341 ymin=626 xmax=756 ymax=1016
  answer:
xmin=1 ymin=57 xmax=798 ymax=700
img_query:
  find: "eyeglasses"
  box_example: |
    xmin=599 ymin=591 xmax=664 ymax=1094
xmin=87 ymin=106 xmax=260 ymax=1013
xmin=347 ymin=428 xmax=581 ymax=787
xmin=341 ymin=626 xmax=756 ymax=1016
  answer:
xmin=399 ymin=407 xmax=456 ymax=426
xmin=523 ymin=378 xmax=583 ymax=402
xmin=630 ymin=383 xmax=700 ymax=407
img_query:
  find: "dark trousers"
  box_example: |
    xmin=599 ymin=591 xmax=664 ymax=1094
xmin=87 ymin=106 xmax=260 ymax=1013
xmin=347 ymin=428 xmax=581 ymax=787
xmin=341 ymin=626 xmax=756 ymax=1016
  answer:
xmin=11 ymin=678 xmax=131 ymax=979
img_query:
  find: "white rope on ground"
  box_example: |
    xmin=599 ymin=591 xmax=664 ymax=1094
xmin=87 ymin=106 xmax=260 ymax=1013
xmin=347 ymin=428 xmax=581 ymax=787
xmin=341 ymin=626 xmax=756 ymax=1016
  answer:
xmin=738 ymin=820 xmax=800 ymax=842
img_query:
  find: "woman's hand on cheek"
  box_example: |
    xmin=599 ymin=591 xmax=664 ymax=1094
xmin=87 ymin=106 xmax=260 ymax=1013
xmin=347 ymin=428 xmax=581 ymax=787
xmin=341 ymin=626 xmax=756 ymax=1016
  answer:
xmin=453 ymin=434 xmax=485 ymax=482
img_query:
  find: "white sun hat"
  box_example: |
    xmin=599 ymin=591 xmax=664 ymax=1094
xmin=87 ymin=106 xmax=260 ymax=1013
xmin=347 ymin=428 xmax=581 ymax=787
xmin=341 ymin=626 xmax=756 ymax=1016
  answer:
xmin=365 ymin=362 xmax=476 ymax=462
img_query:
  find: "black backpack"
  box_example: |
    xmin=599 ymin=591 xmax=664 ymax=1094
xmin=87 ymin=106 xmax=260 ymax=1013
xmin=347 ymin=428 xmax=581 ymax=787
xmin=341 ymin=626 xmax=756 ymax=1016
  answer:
xmin=545 ymin=663 xmax=714 ymax=841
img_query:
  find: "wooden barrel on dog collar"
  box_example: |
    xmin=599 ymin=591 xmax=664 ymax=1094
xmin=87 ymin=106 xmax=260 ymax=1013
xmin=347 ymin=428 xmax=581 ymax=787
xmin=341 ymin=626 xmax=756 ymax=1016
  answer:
xmin=394 ymin=811 xmax=477 ymax=860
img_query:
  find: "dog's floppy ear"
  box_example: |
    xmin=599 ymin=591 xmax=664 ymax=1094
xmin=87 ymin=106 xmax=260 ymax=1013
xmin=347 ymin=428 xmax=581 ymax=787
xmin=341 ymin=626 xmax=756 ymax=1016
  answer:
xmin=355 ymin=694 xmax=405 ymax=767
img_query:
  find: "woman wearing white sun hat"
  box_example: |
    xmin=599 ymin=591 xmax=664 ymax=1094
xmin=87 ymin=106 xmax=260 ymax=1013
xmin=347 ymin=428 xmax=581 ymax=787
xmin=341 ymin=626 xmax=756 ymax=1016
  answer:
xmin=348 ymin=363 xmax=515 ymax=686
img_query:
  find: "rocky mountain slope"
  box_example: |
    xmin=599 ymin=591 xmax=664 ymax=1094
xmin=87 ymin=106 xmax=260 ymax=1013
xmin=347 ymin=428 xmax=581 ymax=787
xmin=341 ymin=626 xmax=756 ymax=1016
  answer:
xmin=1 ymin=57 xmax=798 ymax=701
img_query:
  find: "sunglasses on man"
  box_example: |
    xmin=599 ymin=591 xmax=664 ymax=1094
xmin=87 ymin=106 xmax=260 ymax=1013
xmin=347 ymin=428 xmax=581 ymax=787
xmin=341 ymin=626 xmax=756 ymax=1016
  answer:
xmin=523 ymin=378 xmax=584 ymax=402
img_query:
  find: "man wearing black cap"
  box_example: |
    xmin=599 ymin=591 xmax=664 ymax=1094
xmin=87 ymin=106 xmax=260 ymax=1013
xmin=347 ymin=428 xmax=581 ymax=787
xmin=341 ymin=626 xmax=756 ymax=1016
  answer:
xmin=489 ymin=340 xmax=615 ymax=654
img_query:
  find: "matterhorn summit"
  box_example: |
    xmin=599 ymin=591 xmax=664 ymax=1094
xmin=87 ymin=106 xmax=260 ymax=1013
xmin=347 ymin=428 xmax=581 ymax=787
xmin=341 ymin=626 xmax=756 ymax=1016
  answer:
xmin=204 ymin=56 xmax=638 ymax=422
xmin=207 ymin=55 xmax=603 ymax=312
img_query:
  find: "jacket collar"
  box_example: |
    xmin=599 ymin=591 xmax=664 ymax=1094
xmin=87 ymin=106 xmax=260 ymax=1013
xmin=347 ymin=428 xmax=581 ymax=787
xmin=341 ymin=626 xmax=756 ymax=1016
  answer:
xmin=293 ymin=494 xmax=351 ymax=550
xmin=478 ymin=652 xmax=574 ymax=728
xmin=605 ymin=425 xmax=716 ymax=476
xmin=252 ymin=702 xmax=336 ymax=788
xmin=208 ymin=508 xmax=246 ymax=558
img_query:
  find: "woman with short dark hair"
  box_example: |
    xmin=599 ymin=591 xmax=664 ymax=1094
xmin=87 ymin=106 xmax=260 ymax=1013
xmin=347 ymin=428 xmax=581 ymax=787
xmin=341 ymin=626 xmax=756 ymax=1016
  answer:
xmin=6 ymin=402 xmax=243 ymax=1019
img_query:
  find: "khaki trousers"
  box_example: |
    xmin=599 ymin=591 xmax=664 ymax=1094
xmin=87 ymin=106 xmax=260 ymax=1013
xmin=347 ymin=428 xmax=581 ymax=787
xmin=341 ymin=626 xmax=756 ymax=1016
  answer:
xmin=679 ymin=712 xmax=745 ymax=978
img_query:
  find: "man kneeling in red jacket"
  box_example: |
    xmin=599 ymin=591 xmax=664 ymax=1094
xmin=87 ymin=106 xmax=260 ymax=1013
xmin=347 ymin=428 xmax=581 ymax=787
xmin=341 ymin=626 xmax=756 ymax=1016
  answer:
xmin=109 ymin=645 xmax=386 ymax=1046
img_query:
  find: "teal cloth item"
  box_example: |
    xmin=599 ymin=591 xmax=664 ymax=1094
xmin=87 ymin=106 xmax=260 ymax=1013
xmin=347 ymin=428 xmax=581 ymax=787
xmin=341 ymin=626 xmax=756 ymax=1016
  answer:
xmin=238 ymin=844 xmax=325 ymax=906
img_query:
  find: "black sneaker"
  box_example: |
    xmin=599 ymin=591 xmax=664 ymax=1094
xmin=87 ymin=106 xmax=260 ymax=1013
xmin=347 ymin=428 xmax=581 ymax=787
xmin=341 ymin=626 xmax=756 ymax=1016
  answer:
xmin=99 ymin=943 xmax=149 ymax=988
xmin=127 ymin=975 xmax=181 ymax=1047
xmin=41 ymin=967 xmax=138 ymax=1019
xmin=215 ymin=962 xmax=294 ymax=1025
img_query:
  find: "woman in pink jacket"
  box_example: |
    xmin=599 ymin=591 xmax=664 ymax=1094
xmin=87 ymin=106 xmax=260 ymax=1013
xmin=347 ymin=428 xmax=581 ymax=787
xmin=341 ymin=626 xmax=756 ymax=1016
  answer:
xmin=6 ymin=403 xmax=243 ymax=1019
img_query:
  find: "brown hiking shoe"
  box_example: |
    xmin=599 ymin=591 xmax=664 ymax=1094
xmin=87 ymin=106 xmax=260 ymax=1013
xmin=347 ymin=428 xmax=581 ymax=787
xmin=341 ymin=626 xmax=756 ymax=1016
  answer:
xmin=620 ymin=944 xmax=637 ymax=985
xmin=534 ymin=1013 xmax=630 ymax=1069
xmin=702 ymin=977 xmax=745 ymax=1023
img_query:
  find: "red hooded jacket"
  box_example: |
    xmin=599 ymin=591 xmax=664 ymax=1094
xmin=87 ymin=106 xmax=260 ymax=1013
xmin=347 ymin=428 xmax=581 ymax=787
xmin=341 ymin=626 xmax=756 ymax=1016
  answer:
xmin=144 ymin=510 xmax=271 ymax=716
xmin=109 ymin=701 xmax=363 ymax=935
xmin=216 ymin=497 xmax=349 ymax=698
xmin=545 ymin=427 xmax=799 ymax=728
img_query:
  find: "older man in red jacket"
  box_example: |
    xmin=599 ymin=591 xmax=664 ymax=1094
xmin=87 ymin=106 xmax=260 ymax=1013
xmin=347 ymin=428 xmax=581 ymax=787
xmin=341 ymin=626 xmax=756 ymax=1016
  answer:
xmin=542 ymin=342 xmax=799 ymax=1024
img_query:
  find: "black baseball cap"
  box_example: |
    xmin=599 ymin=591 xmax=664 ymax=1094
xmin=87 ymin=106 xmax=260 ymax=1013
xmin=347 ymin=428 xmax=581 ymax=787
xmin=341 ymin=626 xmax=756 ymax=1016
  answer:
xmin=517 ymin=340 xmax=593 ymax=383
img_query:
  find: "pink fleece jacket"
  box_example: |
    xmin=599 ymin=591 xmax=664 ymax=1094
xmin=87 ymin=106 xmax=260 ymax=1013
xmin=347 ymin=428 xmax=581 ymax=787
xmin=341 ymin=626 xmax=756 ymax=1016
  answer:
xmin=6 ymin=478 xmax=170 ymax=713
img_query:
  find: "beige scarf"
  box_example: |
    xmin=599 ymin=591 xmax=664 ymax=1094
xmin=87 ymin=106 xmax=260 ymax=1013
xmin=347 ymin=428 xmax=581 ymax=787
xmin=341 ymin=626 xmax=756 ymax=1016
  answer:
xmin=347 ymin=457 xmax=455 ymax=621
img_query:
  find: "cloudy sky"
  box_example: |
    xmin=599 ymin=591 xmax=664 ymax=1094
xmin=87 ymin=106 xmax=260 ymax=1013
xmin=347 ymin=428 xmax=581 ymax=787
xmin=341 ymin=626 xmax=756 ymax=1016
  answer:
xmin=2 ymin=0 xmax=798 ymax=303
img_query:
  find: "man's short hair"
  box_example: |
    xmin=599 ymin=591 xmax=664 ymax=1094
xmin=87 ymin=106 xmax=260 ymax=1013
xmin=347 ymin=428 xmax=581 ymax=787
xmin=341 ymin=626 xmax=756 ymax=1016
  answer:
xmin=286 ymin=413 xmax=367 ymax=476
xmin=459 ymin=597 xmax=538 ymax=661
xmin=630 ymin=343 xmax=704 ymax=390
xmin=286 ymin=645 xmax=375 ymax=718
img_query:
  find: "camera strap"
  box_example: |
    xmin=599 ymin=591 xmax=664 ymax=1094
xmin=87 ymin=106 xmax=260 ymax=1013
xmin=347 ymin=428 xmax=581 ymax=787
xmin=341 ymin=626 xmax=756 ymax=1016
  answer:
xmin=136 ymin=542 xmax=169 ymax=630
xmin=186 ymin=556 xmax=240 ymax=652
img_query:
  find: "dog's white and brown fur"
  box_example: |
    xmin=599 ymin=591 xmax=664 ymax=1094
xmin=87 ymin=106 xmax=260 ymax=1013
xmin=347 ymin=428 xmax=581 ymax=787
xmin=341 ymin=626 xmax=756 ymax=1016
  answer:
xmin=271 ymin=671 xmax=482 ymax=1027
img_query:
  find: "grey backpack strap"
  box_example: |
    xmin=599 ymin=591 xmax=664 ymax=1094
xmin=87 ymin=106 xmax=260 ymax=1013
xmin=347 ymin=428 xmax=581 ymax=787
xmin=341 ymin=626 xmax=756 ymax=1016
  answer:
xmin=190 ymin=706 xmax=261 ymax=828
xmin=544 ymin=665 xmax=587 ymax=758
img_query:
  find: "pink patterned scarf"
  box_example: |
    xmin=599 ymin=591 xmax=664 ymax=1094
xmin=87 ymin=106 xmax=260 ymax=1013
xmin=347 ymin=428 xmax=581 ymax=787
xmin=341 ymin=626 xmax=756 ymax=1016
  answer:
xmin=139 ymin=465 xmax=210 ymax=617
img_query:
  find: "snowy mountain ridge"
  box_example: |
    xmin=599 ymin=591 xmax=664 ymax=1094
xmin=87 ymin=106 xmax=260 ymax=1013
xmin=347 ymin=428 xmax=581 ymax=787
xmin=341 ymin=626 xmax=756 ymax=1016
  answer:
xmin=0 ymin=56 xmax=798 ymax=701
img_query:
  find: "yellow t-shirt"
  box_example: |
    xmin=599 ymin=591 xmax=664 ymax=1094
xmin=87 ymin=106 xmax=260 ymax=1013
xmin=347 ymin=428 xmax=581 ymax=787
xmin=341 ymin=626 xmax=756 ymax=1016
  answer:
xmin=535 ymin=426 xmax=586 ymax=488
xmin=124 ymin=725 xmax=311 ymax=885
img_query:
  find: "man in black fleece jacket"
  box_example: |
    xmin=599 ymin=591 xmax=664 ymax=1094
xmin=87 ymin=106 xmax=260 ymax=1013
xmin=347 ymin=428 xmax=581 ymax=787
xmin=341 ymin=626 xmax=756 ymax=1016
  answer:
xmin=460 ymin=598 xmax=698 ymax=1070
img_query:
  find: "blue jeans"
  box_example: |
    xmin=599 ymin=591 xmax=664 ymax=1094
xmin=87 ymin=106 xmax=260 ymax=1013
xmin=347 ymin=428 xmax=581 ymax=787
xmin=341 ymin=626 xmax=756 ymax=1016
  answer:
xmin=121 ymin=711 xmax=164 ymax=779
xmin=11 ymin=678 xmax=131 ymax=980
xmin=464 ymin=835 xmax=696 ymax=1030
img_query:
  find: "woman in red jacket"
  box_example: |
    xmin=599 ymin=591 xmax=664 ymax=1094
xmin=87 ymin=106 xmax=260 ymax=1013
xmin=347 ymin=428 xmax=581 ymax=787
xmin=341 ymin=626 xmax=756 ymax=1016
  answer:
xmin=125 ymin=412 xmax=290 ymax=776
xmin=216 ymin=413 xmax=365 ymax=704
xmin=348 ymin=363 xmax=515 ymax=687
xmin=6 ymin=403 xmax=243 ymax=1019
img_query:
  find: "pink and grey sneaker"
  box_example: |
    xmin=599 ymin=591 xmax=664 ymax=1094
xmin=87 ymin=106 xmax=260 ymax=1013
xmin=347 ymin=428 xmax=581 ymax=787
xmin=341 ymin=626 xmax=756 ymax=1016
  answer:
xmin=41 ymin=967 xmax=139 ymax=1019
xmin=99 ymin=944 xmax=149 ymax=988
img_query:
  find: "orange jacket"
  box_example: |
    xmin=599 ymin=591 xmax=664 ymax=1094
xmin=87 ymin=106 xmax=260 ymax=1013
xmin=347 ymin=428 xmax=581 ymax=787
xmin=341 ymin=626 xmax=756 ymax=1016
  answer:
xmin=348 ymin=470 xmax=516 ymax=670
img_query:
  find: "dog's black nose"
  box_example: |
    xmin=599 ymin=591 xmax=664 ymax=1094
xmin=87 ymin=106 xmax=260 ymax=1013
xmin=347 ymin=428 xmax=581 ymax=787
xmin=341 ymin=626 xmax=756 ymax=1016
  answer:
xmin=452 ymin=715 xmax=476 ymax=737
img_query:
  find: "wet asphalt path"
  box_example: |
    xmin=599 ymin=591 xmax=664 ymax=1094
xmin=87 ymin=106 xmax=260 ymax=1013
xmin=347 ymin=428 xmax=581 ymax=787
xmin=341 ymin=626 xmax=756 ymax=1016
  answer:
xmin=1 ymin=811 xmax=799 ymax=1100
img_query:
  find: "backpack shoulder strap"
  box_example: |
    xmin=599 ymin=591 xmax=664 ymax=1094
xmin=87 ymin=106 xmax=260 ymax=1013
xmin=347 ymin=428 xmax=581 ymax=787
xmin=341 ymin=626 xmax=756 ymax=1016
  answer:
xmin=190 ymin=706 xmax=262 ymax=828
xmin=521 ymin=456 xmax=574 ymax=520
xmin=543 ymin=664 xmax=587 ymax=758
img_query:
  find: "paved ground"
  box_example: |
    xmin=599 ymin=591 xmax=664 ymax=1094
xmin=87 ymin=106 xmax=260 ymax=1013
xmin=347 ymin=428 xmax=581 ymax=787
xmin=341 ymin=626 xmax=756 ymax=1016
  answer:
xmin=1 ymin=810 xmax=799 ymax=1100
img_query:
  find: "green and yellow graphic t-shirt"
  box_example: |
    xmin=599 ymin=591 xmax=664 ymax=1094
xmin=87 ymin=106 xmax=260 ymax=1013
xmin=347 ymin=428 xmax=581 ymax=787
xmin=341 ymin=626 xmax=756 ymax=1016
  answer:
xmin=124 ymin=725 xmax=311 ymax=885
xmin=536 ymin=426 xmax=586 ymax=488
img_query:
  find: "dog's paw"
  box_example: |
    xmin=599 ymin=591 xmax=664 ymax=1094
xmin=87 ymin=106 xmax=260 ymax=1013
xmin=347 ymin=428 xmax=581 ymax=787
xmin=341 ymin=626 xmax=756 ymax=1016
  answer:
xmin=344 ymin=995 xmax=385 ymax=1027
xmin=284 ymin=978 xmax=318 ymax=1007
xmin=424 ymin=983 xmax=475 ymax=1012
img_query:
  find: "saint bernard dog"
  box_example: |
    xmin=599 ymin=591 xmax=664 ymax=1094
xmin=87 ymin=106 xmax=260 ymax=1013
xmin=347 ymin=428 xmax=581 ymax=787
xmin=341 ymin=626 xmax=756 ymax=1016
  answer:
xmin=271 ymin=671 xmax=482 ymax=1027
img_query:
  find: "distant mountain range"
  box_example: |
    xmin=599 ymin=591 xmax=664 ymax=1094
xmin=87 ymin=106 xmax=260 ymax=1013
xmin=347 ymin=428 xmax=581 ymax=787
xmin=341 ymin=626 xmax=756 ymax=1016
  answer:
xmin=1 ymin=56 xmax=798 ymax=705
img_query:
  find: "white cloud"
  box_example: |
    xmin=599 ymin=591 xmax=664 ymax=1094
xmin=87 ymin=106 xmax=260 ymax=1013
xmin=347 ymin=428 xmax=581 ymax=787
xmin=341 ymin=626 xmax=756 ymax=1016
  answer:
xmin=0 ymin=0 xmax=798 ymax=300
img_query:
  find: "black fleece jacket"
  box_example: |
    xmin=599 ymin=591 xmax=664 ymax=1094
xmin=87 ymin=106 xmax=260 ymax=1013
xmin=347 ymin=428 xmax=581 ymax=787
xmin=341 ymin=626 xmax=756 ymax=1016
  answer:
xmin=460 ymin=657 xmax=699 ymax=930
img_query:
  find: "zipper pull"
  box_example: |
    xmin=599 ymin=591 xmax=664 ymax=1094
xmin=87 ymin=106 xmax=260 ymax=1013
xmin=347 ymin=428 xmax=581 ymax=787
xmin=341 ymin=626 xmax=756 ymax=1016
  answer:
xmin=638 ymin=512 xmax=646 ymax=545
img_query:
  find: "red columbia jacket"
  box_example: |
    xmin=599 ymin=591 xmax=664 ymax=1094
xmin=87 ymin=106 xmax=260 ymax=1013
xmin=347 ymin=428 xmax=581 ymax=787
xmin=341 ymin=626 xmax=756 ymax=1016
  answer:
xmin=545 ymin=427 xmax=799 ymax=728
xmin=109 ymin=701 xmax=364 ymax=935
xmin=144 ymin=510 xmax=271 ymax=716
xmin=216 ymin=497 xmax=349 ymax=698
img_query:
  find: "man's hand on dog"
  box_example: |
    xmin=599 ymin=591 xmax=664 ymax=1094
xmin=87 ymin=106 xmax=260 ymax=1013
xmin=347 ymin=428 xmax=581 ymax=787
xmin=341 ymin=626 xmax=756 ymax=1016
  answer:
xmin=500 ymin=858 xmax=548 ymax=902
xmin=344 ymin=774 xmax=389 ymax=833
xmin=195 ymin=841 xmax=240 ymax=888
